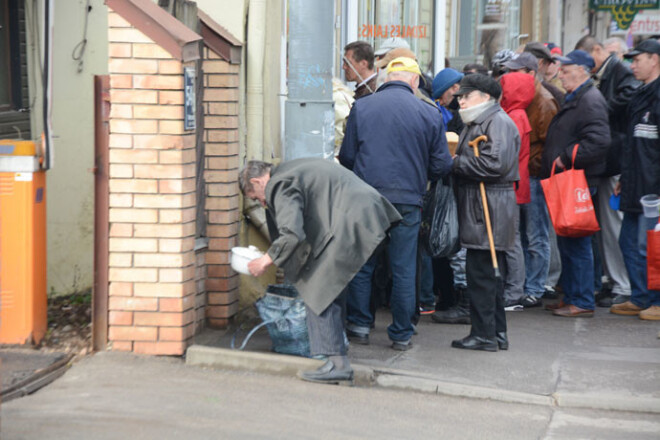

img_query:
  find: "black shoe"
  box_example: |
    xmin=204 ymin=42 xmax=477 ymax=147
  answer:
xmin=598 ymin=293 xmax=629 ymax=308
xmin=391 ymin=340 xmax=413 ymax=351
xmin=451 ymin=335 xmax=497 ymax=352
xmin=496 ymin=332 xmax=508 ymax=350
xmin=298 ymin=360 xmax=354 ymax=384
xmin=431 ymin=289 xmax=471 ymax=324
xmin=542 ymin=287 xmax=558 ymax=300
xmin=594 ymin=290 xmax=611 ymax=304
xmin=520 ymin=295 xmax=542 ymax=308
xmin=346 ymin=329 xmax=369 ymax=345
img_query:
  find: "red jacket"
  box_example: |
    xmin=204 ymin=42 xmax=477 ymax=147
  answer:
xmin=500 ymin=72 xmax=535 ymax=204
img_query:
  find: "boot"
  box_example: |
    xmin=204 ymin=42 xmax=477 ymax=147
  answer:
xmin=431 ymin=288 xmax=471 ymax=324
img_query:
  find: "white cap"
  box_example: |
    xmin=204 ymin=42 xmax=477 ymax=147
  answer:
xmin=374 ymin=37 xmax=410 ymax=56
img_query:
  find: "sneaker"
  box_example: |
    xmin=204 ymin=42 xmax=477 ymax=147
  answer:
xmin=391 ymin=340 xmax=413 ymax=351
xmin=419 ymin=303 xmax=435 ymax=315
xmin=346 ymin=329 xmax=369 ymax=345
xmin=597 ymin=293 xmax=629 ymax=308
xmin=639 ymin=305 xmax=660 ymax=321
xmin=542 ymin=286 xmax=558 ymax=300
xmin=520 ymin=295 xmax=542 ymax=308
xmin=504 ymin=299 xmax=523 ymax=311
xmin=610 ymin=301 xmax=644 ymax=316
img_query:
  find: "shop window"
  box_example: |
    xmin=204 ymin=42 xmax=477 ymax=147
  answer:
xmin=356 ymin=0 xmax=435 ymax=73
xmin=451 ymin=0 xmax=521 ymax=69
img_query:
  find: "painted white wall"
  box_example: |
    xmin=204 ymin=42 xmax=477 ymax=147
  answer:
xmin=45 ymin=0 xmax=108 ymax=295
xmin=194 ymin=0 xmax=246 ymax=43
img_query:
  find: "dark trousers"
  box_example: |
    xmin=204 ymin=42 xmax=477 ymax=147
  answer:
xmin=305 ymin=290 xmax=347 ymax=357
xmin=466 ymin=249 xmax=507 ymax=338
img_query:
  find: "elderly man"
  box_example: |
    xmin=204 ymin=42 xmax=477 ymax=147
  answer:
xmin=343 ymin=41 xmax=378 ymax=99
xmin=541 ymin=50 xmax=611 ymax=317
xmin=524 ymin=41 xmax=565 ymax=104
xmin=241 ymin=158 xmax=401 ymax=384
xmin=575 ymin=35 xmax=639 ymax=307
xmin=603 ymin=37 xmax=629 ymax=60
xmin=450 ymin=74 xmax=520 ymax=351
xmin=611 ymin=39 xmax=660 ymax=320
xmin=339 ymin=57 xmax=453 ymax=350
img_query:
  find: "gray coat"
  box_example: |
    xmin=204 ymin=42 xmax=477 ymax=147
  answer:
xmin=265 ymin=158 xmax=402 ymax=315
xmin=452 ymin=103 xmax=520 ymax=251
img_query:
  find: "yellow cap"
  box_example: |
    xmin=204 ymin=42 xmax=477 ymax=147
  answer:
xmin=386 ymin=56 xmax=421 ymax=75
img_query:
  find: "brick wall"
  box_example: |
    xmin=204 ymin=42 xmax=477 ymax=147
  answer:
xmin=106 ymin=11 xmax=198 ymax=355
xmin=202 ymin=46 xmax=240 ymax=328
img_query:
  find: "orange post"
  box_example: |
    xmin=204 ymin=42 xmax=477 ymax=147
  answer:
xmin=0 ymin=140 xmax=47 ymax=345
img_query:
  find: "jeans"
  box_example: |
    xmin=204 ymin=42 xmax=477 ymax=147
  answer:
xmin=347 ymin=203 xmax=420 ymax=342
xmin=520 ymin=178 xmax=551 ymax=297
xmin=503 ymin=207 xmax=525 ymax=302
xmin=557 ymin=234 xmax=596 ymax=310
xmin=619 ymin=212 xmax=660 ymax=308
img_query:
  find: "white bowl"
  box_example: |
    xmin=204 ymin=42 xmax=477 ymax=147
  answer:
xmin=231 ymin=246 xmax=264 ymax=275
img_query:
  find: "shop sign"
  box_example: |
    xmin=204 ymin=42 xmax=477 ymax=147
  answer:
xmin=610 ymin=10 xmax=660 ymax=34
xmin=359 ymin=24 xmax=428 ymax=39
xmin=184 ymin=67 xmax=195 ymax=131
xmin=590 ymin=0 xmax=659 ymax=30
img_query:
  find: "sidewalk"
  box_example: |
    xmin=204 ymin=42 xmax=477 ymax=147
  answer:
xmin=189 ymin=305 xmax=660 ymax=413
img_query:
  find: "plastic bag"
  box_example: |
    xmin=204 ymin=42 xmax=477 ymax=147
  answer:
xmin=648 ymin=225 xmax=660 ymax=291
xmin=420 ymin=177 xmax=460 ymax=258
xmin=231 ymin=284 xmax=310 ymax=357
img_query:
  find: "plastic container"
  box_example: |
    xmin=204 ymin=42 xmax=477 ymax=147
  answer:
xmin=609 ymin=193 xmax=620 ymax=211
xmin=231 ymin=246 xmax=264 ymax=275
xmin=640 ymin=194 xmax=660 ymax=218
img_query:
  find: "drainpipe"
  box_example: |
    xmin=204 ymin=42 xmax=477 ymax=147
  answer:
xmin=284 ymin=0 xmax=335 ymax=160
xmin=246 ymin=0 xmax=266 ymax=160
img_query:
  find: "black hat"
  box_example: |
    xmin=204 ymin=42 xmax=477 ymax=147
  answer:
xmin=503 ymin=52 xmax=539 ymax=72
xmin=454 ymin=73 xmax=502 ymax=100
xmin=524 ymin=41 xmax=555 ymax=63
xmin=624 ymin=39 xmax=660 ymax=59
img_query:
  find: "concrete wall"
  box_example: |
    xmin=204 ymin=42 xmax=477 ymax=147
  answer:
xmin=43 ymin=1 xmax=108 ymax=295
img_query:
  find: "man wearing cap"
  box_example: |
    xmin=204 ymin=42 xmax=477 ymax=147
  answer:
xmin=611 ymin=39 xmax=660 ymax=320
xmin=431 ymin=68 xmax=465 ymax=134
xmin=339 ymin=57 xmax=453 ymax=350
xmin=541 ymin=50 xmax=611 ymax=317
xmin=575 ymin=35 xmax=639 ymax=308
xmin=450 ymin=74 xmax=520 ymax=351
xmin=503 ymin=52 xmax=560 ymax=310
xmin=525 ymin=41 xmax=565 ymax=105
xmin=374 ymin=37 xmax=410 ymax=60
xmin=343 ymin=41 xmax=378 ymax=100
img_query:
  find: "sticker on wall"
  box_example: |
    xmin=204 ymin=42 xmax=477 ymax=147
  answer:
xmin=15 ymin=172 xmax=33 ymax=182
xmin=184 ymin=67 xmax=196 ymax=131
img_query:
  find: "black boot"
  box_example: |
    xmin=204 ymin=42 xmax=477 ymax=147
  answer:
xmin=451 ymin=335 xmax=497 ymax=351
xmin=430 ymin=288 xmax=471 ymax=324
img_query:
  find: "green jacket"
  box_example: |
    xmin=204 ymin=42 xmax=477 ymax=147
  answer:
xmin=265 ymin=158 xmax=401 ymax=315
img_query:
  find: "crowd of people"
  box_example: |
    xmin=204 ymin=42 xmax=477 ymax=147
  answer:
xmin=239 ymin=35 xmax=660 ymax=384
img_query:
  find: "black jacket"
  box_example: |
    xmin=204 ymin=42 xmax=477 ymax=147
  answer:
xmin=620 ymin=77 xmax=660 ymax=213
xmin=541 ymin=80 xmax=611 ymax=187
xmin=597 ymin=55 xmax=640 ymax=175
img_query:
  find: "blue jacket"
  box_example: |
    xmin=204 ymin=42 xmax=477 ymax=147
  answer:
xmin=338 ymin=81 xmax=453 ymax=206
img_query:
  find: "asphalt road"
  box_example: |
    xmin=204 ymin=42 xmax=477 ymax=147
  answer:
xmin=3 ymin=353 xmax=659 ymax=439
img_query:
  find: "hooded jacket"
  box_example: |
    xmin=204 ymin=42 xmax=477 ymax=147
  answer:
xmin=500 ymin=72 xmax=535 ymax=204
xmin=620 ymin=76 xmax=660 ymax=213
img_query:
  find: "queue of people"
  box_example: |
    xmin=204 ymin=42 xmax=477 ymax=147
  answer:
xmin=239 ymin=36 xmax=660 ymax=385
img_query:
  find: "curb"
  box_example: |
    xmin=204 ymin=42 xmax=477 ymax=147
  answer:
xmin=185 ymin=345 xmax=660 ymax=414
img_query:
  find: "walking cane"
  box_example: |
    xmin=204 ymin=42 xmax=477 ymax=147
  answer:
xmin=467 ymin=135 xmax=501 ymax=279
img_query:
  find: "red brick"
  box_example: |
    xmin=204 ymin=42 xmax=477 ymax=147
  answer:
xmin=159 ymin=325 xmax=194 ymax=341
xmin=159 ymin=295 xmax=195 ymax=312
xmin=110 ymin=119 xmax=158 ymax=135
xmin=206 ymin=276 xmax=239 ymax=292
xmin=133 ymin=281 xmax=195 ymax=298
xmin=110 ymin=149 xmax=158 ymax=164
xmin=133 ymin=224 xmax=188 ymax=238
xmin=159 ymin=91 xmax=184 ymax=105
xmin=109 ymin=179 xmax=158 ymax=194
xmin=207 ymin=291 xmax=238 ymax=305
xmin=134 ymin=75 xmax=183 ymax=90
xmin=109 ymin=208 xmax=158 ymax=223
xmin=159 ymin=60 xmax=183 ymax=74
xmin=206 ymin=224 xmax=239 ymax=238
xmin=110 ymin=296 xmax=158 ymax=311
xmin=205 ymin=143 xmax=239 ymax=157
xmin=206 ymin=251 xmax=231 ymax=265
xmin=159 ymin=120 xmax=186 ymax=135
xmin=109 ymin=194 xmax=133 ymax=208
xmin=109 ymin=164 xmax=134 ymax=178
xmin=202 ymin=60 xmax=237 ymax=73
xmin=206 ymin=75 xmax=239 ymax=88
xmin=206 ymin=183 xmax=238 ymax=197
xmin=206 ymin=102 xmax=239 ymax=115
xmin=207 ymin=264 xmax=234 ymax=278
xmin=205 ymin=116 xmax=238 ymax=129
xmin=158 ymin=178 xmax=196 ymax=194
xmin=207 ymin=156 xmax=239 ymax=171
xmin=204 ymin=169 xmax=238 ymax=183
xmin=111 ymin=90 xmax=158 ymax=104
xmin=109 ymin=252 xmax=132 ymax=267
xmin=159 ymin=238 xmax=195 ymax=253
xmin=159 ymin=149 xmax=195 ymax=165
xmin=134 ymin=310 xmax=194 ymax=326
xmin=207 ymin=211 xmax=240 ymax=225
xmin=205 ymin=303 xmax=238 ymax=318
xmin=133 ymin=105 xmax=183 ymax=120
xmin=109 ymin=43 xmax=132 ymax=58
xmin=133 ymin=194 xmax=185 ymax=209
xmin=109 ymin=237 xmax=158 ymax=253
xmin=208 ymin=238 xmax=237 ymax=251
xmin=109 ymin=326 xmax=157 ymax=341
xmin=109 ymin=268 xmax=158 ymax=283
xmin=109 ymin=134 xmax=133 ymax=149
xmin=133 ymin=134 xmax=183 ymax=149
xmin=110 ymin=74 xmax=132 ymax=89
xmin=109 ymin=282 xmax=133 ymax=297
xmin=133 ymin=252 xmax=189 ymax=268
xmin=206 ymin=130 xmax=239 ymax=143
xmin=132 ymin=43 xmax=173 ymax=59
xmin=206 ymin=317 xmax=230 ymax=329
xmin=159 ymin=267 xmax=195 ymax=283
xmin=203 ymin=88 xmax=239 ymax=102
xmin=134 ymin=164 xmax=195 ymax=179
xmin=108 ymin=28 xmax=154 ymax=44
xmin=109 ymin=58 xmax=158 ymax=75
xmin=133 ymin=341 xmax=187 ymax=355
xmin=205 ymin=196 xmax=239 ymax=211
xmin=109 ymin=311 xmax=133 ymax=325
xmin=110 ymin=223 xmax=133 ymax=238
xmin=110 ymin=341 xmax=133 ymax=351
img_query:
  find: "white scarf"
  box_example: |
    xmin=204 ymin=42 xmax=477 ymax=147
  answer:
xmin=458 ymin=99 xmax=495 ymax=124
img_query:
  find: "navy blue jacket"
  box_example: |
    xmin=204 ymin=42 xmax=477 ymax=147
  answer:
xmin=338 ymin=81 xmax=453 ymax=206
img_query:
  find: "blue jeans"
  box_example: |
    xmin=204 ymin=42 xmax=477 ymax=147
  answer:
xmin=557 ymin=234 xmax=596 ymax=310
xmin=619 ymin=212 xmax=660 ymax=308
xmin=520 ymin=178 xmax=551 ymax=297
xmin=347 ymin=203 xmax=420 ymax=342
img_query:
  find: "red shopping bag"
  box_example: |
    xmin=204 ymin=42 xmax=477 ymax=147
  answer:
xmin=648 ymin=224 xmax=660 ymax=290
xmin=541 ymin=144 xmax=600 ymax=237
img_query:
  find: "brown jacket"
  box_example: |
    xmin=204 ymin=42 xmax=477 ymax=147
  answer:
xmin=527 ymin=79 xmax=559 ymax=177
